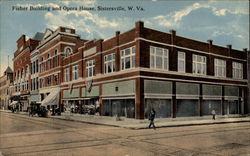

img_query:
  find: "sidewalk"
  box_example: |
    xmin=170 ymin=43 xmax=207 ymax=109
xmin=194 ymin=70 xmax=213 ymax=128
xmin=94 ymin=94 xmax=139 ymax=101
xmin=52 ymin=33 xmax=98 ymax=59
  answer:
xmin=1 ymin=109 xmax=249 ymax=129
xmin=50 ymin=112 xmax=250 ymax=129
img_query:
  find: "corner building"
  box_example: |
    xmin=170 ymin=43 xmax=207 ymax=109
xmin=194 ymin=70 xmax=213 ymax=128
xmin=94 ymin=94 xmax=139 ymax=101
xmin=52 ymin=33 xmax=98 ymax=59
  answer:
xmin=61 ymin=21 xmax=248 ymax=119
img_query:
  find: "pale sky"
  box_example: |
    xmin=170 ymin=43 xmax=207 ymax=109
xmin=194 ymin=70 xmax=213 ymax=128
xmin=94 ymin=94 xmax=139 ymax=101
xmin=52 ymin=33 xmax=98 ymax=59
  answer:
xmin=0 ymin=0 xmax=249 ymax=76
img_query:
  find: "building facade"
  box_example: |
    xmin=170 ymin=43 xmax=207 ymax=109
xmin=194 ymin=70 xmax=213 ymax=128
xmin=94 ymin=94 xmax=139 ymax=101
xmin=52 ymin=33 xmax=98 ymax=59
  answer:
xmin=12 ymin=35 xmax=40 ymax=111
xmin=11 ymin=21 xmax=248 ymax=119
xmin=60 ymin=21 xmax=248 ymax=119
xmin=0 ymin=67 xmax=13 ymax=110
xmin=36 ymin=27 xmax=86 ymax=111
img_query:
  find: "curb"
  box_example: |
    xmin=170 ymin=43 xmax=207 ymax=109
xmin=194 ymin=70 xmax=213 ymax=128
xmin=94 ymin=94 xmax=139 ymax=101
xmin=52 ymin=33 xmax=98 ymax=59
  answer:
xmin=1 ymin=110 xmax=249 ymax=130
xmin=49 ymin=115 xmax=250 ymax=130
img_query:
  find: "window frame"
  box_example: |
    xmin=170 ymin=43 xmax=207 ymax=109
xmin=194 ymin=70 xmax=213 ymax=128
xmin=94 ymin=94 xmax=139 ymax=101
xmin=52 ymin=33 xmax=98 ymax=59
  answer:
xmin=72 ymin=65 xmax=79 ymax=80
xmin=120 ymin=46 xmax=136 ymax=71
xmin=86 ymin=60 xmax=95 ymax=77
xmin=104 ymin=53 xmax=116 ymax=74
xmin=150 ymin=46 xmax=169 ymax=70
xmin=232 ymin=61 xmax=243 ymax=79
xmin=214 ymin=58 xmax=226 ymax=77
xmin=178 ymin=51 xmax=186 ymax=73
xmin=192 ymin=54 xmax=207 ymax=75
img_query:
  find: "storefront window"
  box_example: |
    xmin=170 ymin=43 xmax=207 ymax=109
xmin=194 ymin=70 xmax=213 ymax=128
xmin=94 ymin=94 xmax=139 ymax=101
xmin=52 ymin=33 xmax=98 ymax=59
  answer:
xmin=145 ymin=99 xmax=171 ymax=118
xmin=103 ymin=99 xmax=135 ymax=118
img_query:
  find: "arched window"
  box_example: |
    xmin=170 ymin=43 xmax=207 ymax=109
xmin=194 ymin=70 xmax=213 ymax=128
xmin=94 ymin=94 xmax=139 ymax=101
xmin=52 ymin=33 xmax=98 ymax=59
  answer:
xmin=64 ymin=47 xmax=72 ymax=57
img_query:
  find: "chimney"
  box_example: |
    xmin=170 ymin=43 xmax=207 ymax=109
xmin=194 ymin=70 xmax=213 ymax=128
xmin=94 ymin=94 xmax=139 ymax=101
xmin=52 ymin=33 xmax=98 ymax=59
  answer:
xmin=169 ymin=30 xmax=176 ymax=45
xmin=227 ymin=44 xmax=232 ymax=56
xmin=207 ymin=40 xmax=213 ymax=52
xmin=135 ymin=21 xmax=144 ymax=37
xmin=116 ymin=31 xmax=120 ymax=46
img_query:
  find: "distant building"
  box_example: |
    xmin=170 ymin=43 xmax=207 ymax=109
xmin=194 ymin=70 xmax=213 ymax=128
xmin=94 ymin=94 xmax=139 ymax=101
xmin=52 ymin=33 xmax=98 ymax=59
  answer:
xmin=0 ymin=67 xmax=13 ymax=110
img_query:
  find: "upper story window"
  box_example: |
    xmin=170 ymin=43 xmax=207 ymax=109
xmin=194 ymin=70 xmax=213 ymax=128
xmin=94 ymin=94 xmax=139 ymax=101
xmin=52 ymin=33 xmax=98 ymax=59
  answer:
xmin=54 ymin=74 xmax=59 ymax=85
xmin=40 ymin=57 xmax=44 ymax=73
xmin=64 ymin=47 xmax=73 ymax=57
xmin=72 ymin=65 xmax=79 ymax=80
xmin=104 ymin=53 xmax=116 ymax=74
xmin=192 ymin=54 xmax=206 ymax=75
xmin=178 ymin=51 xmax=185 ymax=73
xmin=150 ymin=46 xmax=169 ymax=70
xmin=232 ymin=62 xmax=243 ymax=79
xmin=36 ymin=59 xmax=39 ymax=73
xmin=64 ymin=68 xmax=70 ymax=82
xmin=86 ymin=60 xmax=95 ymax=77
xmin=47 ymin=76 xmax=51 ymax=86
xmin=121 ymin=46 xmax=136 ymax=70
xmin=25 ymin=65 xmax=29 ymax=76
xmin=214 ymin=58 xmax=226 ymax=77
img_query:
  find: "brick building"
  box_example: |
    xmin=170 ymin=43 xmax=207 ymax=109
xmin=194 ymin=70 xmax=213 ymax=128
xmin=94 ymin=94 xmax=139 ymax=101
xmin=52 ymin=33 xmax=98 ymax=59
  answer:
xmin=12 ymin=35 xmax=40 ymax=111
xmin=11 ymin=21 xmax=248 ymax=119
xmin=0 ymin=67 xmax=13 ymax=110
xmin=60 ymin=21 xmax=248 ymax=119
xmin=36 ymin=27 xmax=86 ymax=111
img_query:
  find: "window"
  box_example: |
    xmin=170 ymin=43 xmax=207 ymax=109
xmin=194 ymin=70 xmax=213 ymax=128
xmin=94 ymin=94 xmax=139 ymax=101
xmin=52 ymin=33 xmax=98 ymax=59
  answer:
xmin=233 ymin=62 xmax=243 ymax=79
xmin=40 ymin=78 xmax=44 ymax=88
xmin=36 ymin=59 xmax=38 ymax=73
xmin=215 ymin=59 xmax=226 ymax=77
xmin=150 ymin=46 xmax=169 ymax=70
xmin=47 ymin=76 xmax=51 ymax=86
xmin=36 ymin=77 xmax=39 ymax=90
xmin=104 ymin=53 xmax=115 ymax=74
xmin=192 ymin=54 xmax=206 ymax=75
xmin=121 ymin=46 xmax=136 ymax=70
xmin=64 ymin=68 xmax=70 ymax=82
xmin=25 ymin=65 xmax=29 ymax=77
xmin=86 ymin=60 xmax=95 ymax=77
xmin=178 ymin=52 xmax=185 ymax=73
xmin=40 ymin=57 xmax=44 ymax=72
xmin=64 ymin=47 xmax=72 ymax=57
xmin=54 ymin=74 xmax=59 ymax=85
xmin=72 ymin=65 xmax=79 ymax=80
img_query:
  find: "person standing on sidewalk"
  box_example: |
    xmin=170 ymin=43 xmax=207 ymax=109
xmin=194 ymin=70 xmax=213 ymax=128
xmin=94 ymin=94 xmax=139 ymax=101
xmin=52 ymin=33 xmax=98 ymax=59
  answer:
xmin=212 ymin=109 xmax=216 ymax=120
xmin=148 ymin=108 xmax=156 ymax=129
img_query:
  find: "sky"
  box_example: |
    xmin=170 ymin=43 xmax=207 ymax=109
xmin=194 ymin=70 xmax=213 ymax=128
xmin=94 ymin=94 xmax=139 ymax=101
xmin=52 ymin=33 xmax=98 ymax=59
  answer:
xmin=0 ymin=0 xmax=249 ymax=76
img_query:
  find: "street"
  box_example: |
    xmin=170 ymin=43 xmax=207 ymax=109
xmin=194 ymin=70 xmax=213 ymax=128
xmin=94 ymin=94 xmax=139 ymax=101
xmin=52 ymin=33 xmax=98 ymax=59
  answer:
xmin=0 ymin=112 xmax=249 ymax=156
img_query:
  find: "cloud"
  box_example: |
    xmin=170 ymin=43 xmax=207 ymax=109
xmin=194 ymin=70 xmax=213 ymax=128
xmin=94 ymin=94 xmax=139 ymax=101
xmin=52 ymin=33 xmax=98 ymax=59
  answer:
xmin=214 ymin=9 xmax=227 ymax=16
xmin=44 ymin=8 xmax=121 ymax=39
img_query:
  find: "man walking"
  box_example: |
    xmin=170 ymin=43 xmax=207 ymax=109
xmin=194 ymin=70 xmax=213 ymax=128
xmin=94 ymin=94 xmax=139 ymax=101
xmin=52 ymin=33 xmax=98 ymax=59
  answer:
xmin=212 ymin=109 xmax=216 ymax=120
xmin=148 ymin=108 xmax=156 ymax=129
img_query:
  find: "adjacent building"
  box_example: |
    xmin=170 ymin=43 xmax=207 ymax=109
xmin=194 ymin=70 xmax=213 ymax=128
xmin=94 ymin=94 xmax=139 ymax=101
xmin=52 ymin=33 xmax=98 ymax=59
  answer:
xmin=11 ymin=21 xmax=249 ymax=119
xmin=0 ymin=67 xmax=13 ymax=110
xmin=12 ymin=35 xmax=41 ymax=111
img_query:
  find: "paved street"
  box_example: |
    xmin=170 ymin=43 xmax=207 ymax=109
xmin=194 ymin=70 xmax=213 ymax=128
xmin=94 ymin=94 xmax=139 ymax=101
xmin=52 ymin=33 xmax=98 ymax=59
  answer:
xmin=0 ymin=112 xmax=249 ymax=156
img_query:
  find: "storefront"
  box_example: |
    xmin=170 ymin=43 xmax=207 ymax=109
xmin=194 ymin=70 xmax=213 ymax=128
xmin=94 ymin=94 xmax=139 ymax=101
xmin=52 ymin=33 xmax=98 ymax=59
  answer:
xmin=224 ymin=86 xmax=240 ymax=115
xmin=202 ymin=84 xmax=222 ymax=115
xmin=176 ymin=82 xmax=199 ymax=117
xmin=144 ymin=80 xmax=172 ymax=118
xmin=102 ymin=80 xmax=135 ymax=118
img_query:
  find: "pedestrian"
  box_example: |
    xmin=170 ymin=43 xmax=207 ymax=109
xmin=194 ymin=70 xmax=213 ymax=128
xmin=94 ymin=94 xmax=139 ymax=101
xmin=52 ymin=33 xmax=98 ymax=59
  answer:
xmin=148 ymin=108 xmax=156 ymax=129
xmin=212 ymin=109 xmax=216 ymax=120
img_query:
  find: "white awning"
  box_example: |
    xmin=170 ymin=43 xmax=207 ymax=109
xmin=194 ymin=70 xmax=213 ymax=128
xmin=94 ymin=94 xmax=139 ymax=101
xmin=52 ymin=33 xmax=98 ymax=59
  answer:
xmin=41 ymin=89 xmax=60 ymax=106
xmin=10 ymin=101 xmax=18 ymax=106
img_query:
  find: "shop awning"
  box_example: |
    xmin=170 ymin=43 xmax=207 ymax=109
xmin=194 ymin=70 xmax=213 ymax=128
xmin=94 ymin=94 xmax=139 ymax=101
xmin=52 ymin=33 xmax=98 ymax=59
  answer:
xmin=10 ymin=101 xmax=18 ymax=106
xmin=41 ymin=89 xmax=60 ymax=106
